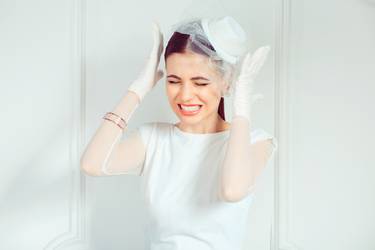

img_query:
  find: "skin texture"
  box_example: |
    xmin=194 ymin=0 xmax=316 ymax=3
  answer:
xmin=165 ymin=51 xmax=231 ymax=133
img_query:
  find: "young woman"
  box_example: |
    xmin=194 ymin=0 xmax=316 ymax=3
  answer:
xmin=81 ymin=16 xmax=277 ymax=250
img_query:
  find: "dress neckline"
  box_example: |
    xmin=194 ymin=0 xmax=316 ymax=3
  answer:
xmin=173 ymin=124 xmax=230 ymax=137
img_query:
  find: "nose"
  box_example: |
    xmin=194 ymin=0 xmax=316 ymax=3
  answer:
xmin=179 ymin=83 xmax=196 ymax=101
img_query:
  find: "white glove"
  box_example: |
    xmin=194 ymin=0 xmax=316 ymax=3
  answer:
xmin=128 ymin=21 xmax=165 ymax=102
xmin=232 ymin=46 xmax=271 ymax=122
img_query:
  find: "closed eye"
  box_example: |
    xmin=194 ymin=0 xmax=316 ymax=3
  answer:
xmin=167 ymin=81 xmax=209 ymax=86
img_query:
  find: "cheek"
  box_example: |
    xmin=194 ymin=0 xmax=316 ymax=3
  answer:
xmin=204 ymin=87 xmax=222 ymax=100
xmin=166 ymin=86 xmax=180 ymax=107
xmin=200 ymin=91 xmax=217 ymax=101
xmin=165 ymin=84 xmax=176 ymax=97
xmin=199 ymin=90 xmax=222 ymax=108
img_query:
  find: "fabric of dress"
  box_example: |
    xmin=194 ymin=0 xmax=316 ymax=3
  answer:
xmin=128 ymin=121 xmax=277 ymax=250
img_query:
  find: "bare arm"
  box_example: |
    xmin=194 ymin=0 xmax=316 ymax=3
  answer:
xmin=79 ymin=21 xmax=166 ymax=176
xmin=218 ymin=46 xmax=276 ymax=202
xmin=218 ymin=116 xmax=277 ymax=202
xmin=80 ymin=90 xmax=145 ymax=176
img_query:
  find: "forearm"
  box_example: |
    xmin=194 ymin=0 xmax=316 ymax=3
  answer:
xmin=219 ymin=116 xmax=254 ymax=200
xmin=80 ymin=90 xmax=140 ymax=175
xmin=219 ymin=46 xmax=272 ymax=201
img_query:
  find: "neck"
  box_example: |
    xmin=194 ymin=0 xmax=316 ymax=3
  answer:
xmin=176 ymin=114 xmax=230 ymax=133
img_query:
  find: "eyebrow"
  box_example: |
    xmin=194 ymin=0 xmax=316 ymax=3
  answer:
xmin=167 ymin=74 xmax=210 ymax=81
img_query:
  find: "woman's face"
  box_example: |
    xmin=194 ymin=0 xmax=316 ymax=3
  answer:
xmin=165 ymin=52 xmax=228 ymax=127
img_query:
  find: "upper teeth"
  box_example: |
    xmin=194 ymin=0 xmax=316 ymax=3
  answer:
xmin=180 ymin=105 xmax=201 ymax=111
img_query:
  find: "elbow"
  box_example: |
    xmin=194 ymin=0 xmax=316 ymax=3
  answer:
xmin=220 ymin=187 xmax=248 ymax=203
xmin=80 ymin=158 xmax=102 ymax=177
xmin=80 ymin=166 xmax=101 ymax=177
xmin=220 ymin=177 xmax=254 ymax=202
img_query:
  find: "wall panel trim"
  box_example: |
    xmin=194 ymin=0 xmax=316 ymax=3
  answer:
xmin=272 ymin=0 xmax=301 ymax=249
xmin=44 ymin=0 xmax=88 ymax=248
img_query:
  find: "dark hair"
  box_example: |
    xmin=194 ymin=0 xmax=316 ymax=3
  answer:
xmin=164 ymin=32 xmax=226 ymax=121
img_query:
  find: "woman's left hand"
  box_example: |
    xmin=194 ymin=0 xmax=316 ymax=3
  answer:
xmin=232 ymin=45 xmax=271 ymax=122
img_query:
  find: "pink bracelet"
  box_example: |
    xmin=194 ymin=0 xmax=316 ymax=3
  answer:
xmin=102 ymin=112 xmax=127 ymax=130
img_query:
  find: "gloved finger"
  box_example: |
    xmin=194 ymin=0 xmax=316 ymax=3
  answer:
xmin=239 ymin=46 xmax=270 ymax=81
xmin=238 ymin=51 xmax=253 ymax=78
xmin=247 ymin=46 xmax=270 ymax=76
xmin=151 ymin=21 xmax=164 ymax=59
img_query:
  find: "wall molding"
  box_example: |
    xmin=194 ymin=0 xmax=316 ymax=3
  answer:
xmin=272 ymin=0 xmax=301 ymax=249
xmin=44 ymin=0 xmax=88 ymax=249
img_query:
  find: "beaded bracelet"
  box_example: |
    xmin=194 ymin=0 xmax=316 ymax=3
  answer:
xmin=102 ymin=112 xmax=127 ymax=130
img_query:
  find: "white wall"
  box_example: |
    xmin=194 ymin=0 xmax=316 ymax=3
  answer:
xmin=276 ymin=0 xmax=375 ymax=249
xmin=0 ymin=0 xmax=83 ymax=249
xmin=0 ymin=0 xmax=373 ymax=249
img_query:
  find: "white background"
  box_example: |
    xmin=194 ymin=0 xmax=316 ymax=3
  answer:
xmin=0 ymin=0 xmax=374 ymax=249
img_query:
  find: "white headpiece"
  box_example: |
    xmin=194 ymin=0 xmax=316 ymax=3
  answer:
xmin=169 ymin=16 xmax=249 ymax=65
xmin=201 ymin=16 xmax=249 ymax=64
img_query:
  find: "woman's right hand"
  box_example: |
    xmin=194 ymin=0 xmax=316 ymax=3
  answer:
xmin=128 ymin=21 xmax=165 ymax=102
